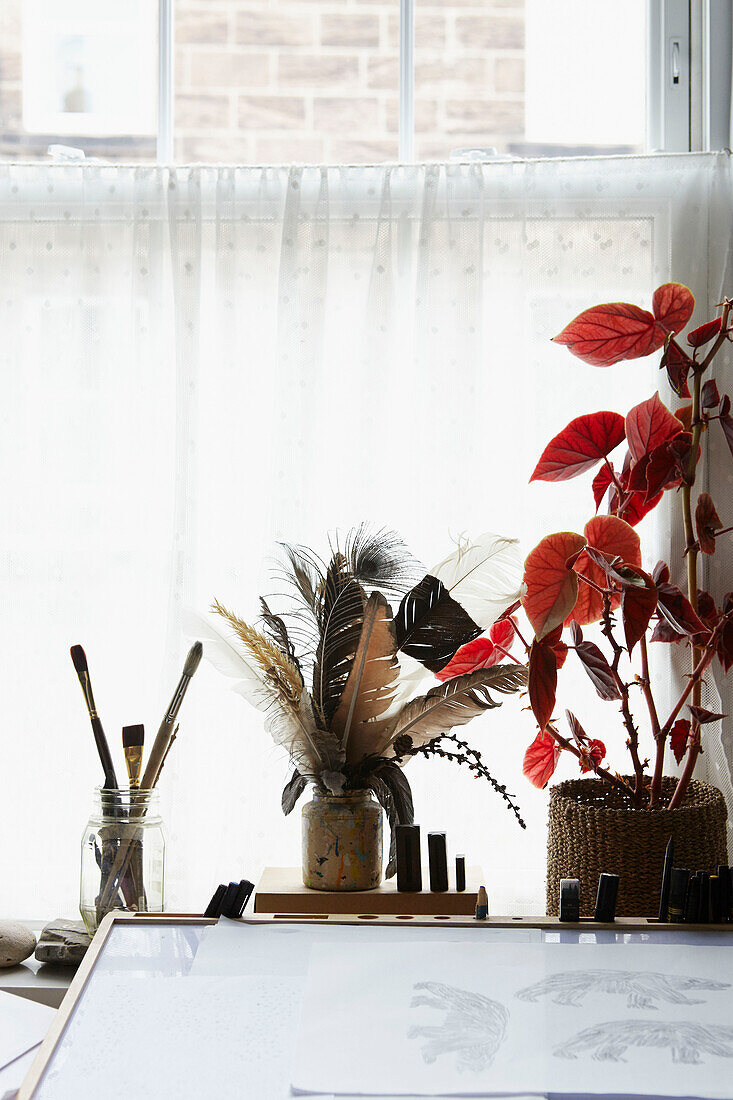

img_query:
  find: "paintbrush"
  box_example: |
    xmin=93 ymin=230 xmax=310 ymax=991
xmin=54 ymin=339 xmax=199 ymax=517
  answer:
xmin=140 ymin=642 xmax=202 ymax=791
xmin=70 ymin=644 xmax=118 ymax=790
xmin=122 ymin=724 xmax=144 ymax=789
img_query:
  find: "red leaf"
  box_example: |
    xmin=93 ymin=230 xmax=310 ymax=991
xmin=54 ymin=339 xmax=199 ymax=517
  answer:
xmin=435 ymin=637 xmax=496 ymax=682
xmin=651 ymin=617 xmax=685 ymax=643
xmin=697 ymin=590 xmax=719 ymax=630
xmin=644 ymin=432 xmax=692 ymax=500
xmin=616 ymin=489 xmax=664 ymax=527
xmin=721 ymin=394 xmax=731 ymax=417
xmin=688 ymin=705 xmax=727 ymax=725
xmin=489 ymin=617 xmax=516 ymax=653
xmin=570 ymin=515 xmax=641 ymax=626
xmin=574 ymin=641 xmax=622 ymax=701
xmin=652 ymin=561 xmax=670 ymax=585
xmin=528 ymin=638 xmax=558 ymax=731
xmin=661 ymin=341 xmax=693 ymax=398
xmin=656 ymin=581 xmax=708 ymax=636
xmin=670 ymin=719 xmax=691 ymax=765
xmin=578 ymin=739 xmax=607 ymax=774
xmin=530 ymin=411 xmax=626 ymax=483
xmin=569 ymin=621 xmax=583 ymax=645
xmin=717 ymin=617 xmax=733 ymax=672
xmin=696 ymin=492 xmax=723 ymax=555
xmin=719 ymin=412 xmax=733 ymax=464
xmin=522 ymin=532 xmax=587 ymax=639
xmin=592 ymin=463 xmax=614 ymax=510
xmin=701 ymin=379 xmax=721 ymax=408
xmin=523 ymin=730 xmax=560 ymax=789
xmin=620 ymin=569 xmax=658 ymax=653
xmin=687 ymin=317 xmax=722 ymax=348
xmin=653 ymin=283 xmax=695 ymax=334
xmin=625 ymin=393 xmax=684 ymax=465
xmin=553 ymin=302 xmax=666 ymax=367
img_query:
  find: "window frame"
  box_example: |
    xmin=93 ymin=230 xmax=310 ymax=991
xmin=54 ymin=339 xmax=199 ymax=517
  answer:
xmin=106 ymin=0 xmax=732 ymax=163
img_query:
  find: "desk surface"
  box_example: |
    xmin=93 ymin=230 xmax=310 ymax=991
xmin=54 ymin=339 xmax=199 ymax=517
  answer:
xmin=18 ymin=915 xmax=733 ymax=1100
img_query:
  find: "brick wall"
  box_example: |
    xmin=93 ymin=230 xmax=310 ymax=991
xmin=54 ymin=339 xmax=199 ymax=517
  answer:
xmin=0 ymin=0 xmax=530 ymax=163
xmin=174 ymin=0 xmax=526 ymax=162
xmin=2 ymin=1 xmax=636 ymax=164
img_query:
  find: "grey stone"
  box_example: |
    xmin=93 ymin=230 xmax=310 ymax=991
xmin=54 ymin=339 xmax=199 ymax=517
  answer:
xmin=35 ymin=919 xmax=90 ymax=966
xmin=0 ymin=922 xmax=36 ymax=967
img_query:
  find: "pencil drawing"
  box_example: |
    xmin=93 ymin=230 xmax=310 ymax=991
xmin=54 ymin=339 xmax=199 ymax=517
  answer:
xmin=555 ymin=1020 xmax=733 ymax=1064
xmin=408 ymin=981 xmax=509 ymax=1072
xmin=516 ymin=969 xmax=729 ymax=1010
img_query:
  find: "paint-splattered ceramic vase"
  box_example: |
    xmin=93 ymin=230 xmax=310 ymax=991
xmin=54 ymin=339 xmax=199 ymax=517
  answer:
xmin=302 ymin=790 xmax=382 ymax=890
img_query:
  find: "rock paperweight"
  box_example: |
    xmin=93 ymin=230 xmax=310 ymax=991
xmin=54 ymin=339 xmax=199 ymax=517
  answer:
xmin=35 ymin=919 xmax=91 ymax=966
xmin=0 ymin=921 xmax=36 ymax=967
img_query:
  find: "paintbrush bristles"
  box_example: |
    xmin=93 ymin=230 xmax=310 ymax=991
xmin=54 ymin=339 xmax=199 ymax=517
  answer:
xmin=183 ymin=641 xmax=203 ymax=679
xmin=70 ymin=644 xmax=88 ymax=674
xmin=122 ymin=724 xmax=145 ymax=748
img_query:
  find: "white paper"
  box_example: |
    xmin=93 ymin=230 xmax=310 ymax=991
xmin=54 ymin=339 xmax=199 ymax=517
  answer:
xmin=0 ymin=991 xmax=54 ymax=1072
xmin=190 ymin=918 xmax=541 ymax=979
xmin=33 ymin=974 xmax=330 ymax=1100
xmin=292 ymin=941 xmax=733 ymax=1097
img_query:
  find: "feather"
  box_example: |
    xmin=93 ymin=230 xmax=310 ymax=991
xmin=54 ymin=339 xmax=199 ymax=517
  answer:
xmin=383 ymin=665 xmax=529 ymax=754
xmin=343 ymin=523 xmax=419 ymax=594
xmin=259 ymin=596 xmax=303 ymax=680
xmin=394 ymin=574 xmax=481 ymax=672
xmin=331 ymin=591 xmax=400 ymax=763
xmin=281 ymin=770 xmax=308 ymax=815
xmin=278 ymin=542 xmax=325 ymax=615
xmin=312 ymin=553 xmax=367 ymax=725
xmin=186 ymin=607 xmax=339 ymax=778
xmin=212 ymin=599 xmax=302 ymax=701
xmin=431 ymin=533 xmax=523 ymax=629
xmin=182 ymin=608 xmax=272 ymax=705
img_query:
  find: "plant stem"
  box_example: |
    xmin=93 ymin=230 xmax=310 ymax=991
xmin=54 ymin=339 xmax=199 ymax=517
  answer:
xmin=599 ymin=594 xmax=646 ymax=805
xmin=641 ymin=636 xmax=665 ymax=808
xmin=671 ymin=351 xmax=706 ymax=806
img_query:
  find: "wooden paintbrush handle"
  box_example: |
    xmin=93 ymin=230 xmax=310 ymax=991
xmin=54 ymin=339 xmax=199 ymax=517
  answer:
xmin=140 ymin=719 xmax=175 ymax=791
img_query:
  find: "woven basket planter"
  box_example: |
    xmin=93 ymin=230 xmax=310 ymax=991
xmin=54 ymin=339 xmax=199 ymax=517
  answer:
xmin=546 ymin=776 xmax=728 ymax=917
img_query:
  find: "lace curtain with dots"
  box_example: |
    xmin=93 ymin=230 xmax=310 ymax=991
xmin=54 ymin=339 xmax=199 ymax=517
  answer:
xmin=1 ymin=153 xmax=732 ymax=919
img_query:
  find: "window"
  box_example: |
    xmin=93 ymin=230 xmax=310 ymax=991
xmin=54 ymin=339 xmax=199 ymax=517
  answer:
xmin=2 ymin=0 xmax=719 ymax=163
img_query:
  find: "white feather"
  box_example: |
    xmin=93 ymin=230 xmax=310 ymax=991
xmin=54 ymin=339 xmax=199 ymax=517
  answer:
xmin=431 ymin=532 xmax=523 ymax=628
xmin=182 ymin=608 xmax=270 ymax=710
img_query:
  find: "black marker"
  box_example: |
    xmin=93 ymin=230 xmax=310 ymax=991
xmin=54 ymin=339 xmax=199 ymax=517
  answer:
xmin=657 ymin=836 xmax=674 ymax=922
xmin=594 ymin=873 xmax=619 ymax=922
xmin=204 ymin=884 xmax=227 ymax=918
xmin=678 ymin=871 xmax=696 ymax=922
xmin=718 ymin=865 xmax=731 ymax=922
xmin=396 ymin=825 xmax=422 ymax=892
xmin=698 ymin=872 xmax=711 ymax=923
xmin=230 ymin=879 xmax=254 ymax=918
xmin=455 ymin=854 xmax=466 ymax=892
xmin=710 ymin=875 xmax=721 ymax=923
xmin=559 ymin=878 xmax=580 ymax=922
xmin=668 ymin=868 xmax=689 ymax=921
xmin=428 ymin=832 xmax=448 ymax=892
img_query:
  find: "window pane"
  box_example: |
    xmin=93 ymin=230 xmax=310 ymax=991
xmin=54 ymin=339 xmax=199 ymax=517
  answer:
xmin=174 ymin=0 xmax=399 ymax=163
xmin=0 ymin=0 xmax=157 ymax=161
xmin=415 ymin=0 xmax=647 ymax=160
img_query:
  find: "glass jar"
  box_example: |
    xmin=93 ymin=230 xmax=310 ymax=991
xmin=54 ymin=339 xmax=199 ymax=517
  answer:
xmin=302 ymin=790 xmax=382 ymax=891
xmin=80 ymin=788 xmax=165 ymax=935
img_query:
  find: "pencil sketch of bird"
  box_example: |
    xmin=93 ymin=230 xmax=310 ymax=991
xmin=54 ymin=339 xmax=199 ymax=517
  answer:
xmin=516 ymin=969 xmax=729 ymax=1010
xmin=408 ymin=981 xmax=508 ymax=1072
xmin=555 ymin=1020 xmax=733 ymax=1065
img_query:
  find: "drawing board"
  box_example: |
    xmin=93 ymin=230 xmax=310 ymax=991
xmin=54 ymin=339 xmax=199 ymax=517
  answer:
xmin=16 ymin=915 xmax=733 ymax=1100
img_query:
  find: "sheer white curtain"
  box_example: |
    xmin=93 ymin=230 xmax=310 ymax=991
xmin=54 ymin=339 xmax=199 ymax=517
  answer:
xmin=2 ymin=153 xmax=731 ymax=919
